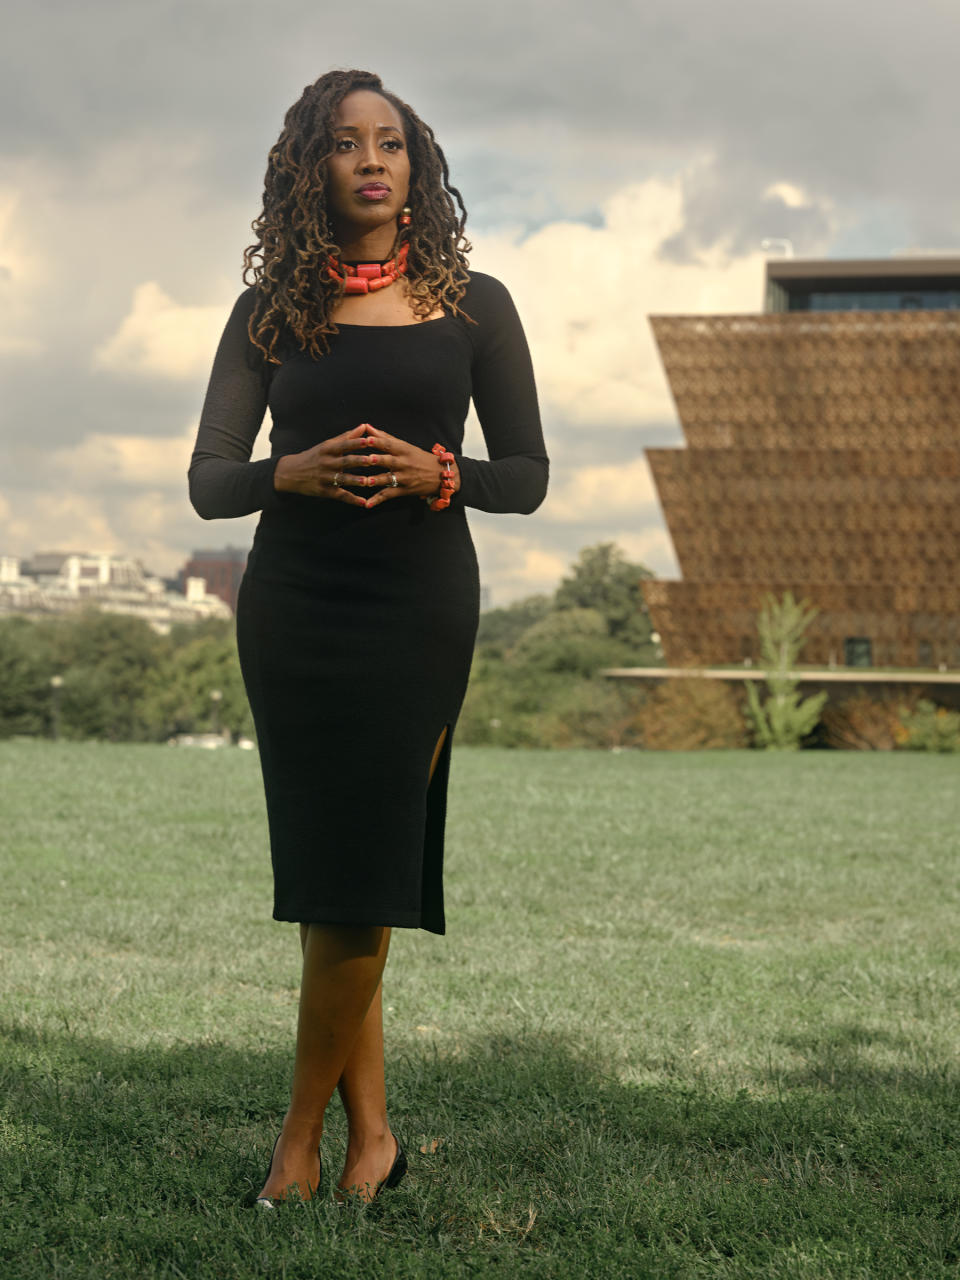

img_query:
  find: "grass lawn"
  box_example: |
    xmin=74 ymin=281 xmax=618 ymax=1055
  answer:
xmin=1 ymin=741 xmax=959 ymax=1279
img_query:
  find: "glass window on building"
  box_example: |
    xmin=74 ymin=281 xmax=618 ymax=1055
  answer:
xmin=844 ymin=636 xmax=873 ymax=667
xmin=916 ymin=641 xmax=934 ymax=667
xmin=788 ymin=288 xmax=960 ymax=312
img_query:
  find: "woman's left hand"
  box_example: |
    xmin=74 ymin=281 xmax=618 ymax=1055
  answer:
xmin=357 ymin=425 xmax=461 ymax=509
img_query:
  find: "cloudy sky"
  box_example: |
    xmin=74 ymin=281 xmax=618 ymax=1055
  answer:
xmin=3 ymin=0 xmax=959 ymax=604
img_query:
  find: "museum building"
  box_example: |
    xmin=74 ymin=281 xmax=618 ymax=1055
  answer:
xmin=642 ymin=257 xmax=960 ymax=670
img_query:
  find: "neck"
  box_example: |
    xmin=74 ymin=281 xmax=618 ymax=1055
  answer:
xmin=333 ymin=226 xmax=398 ymax=263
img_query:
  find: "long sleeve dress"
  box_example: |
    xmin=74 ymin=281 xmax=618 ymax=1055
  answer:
xmin=188 ymin=272 xmax=548 ymax=934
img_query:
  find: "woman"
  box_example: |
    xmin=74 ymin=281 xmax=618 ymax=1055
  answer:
xmin=189 ymin=68 xmax=548 ymax=1206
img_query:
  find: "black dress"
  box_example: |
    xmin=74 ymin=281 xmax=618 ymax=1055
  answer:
xmin=189 ymin=273 xmax=548 ymax=934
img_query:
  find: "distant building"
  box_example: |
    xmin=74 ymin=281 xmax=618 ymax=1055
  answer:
xmin=642 ymin=256 xmax=960 ymax=670
xmin=180 ymin=546 xmax=247 ymax=612
xmin=0 ymin=551 xmax=231 ymax=634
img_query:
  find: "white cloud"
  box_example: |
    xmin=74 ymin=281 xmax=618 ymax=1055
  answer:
xmin=0 ymin=186 xmax=49 ymax=356
xmin=610 ymin=526 xmax=678 ymax=579
xmin=542 ymin=456 xmax=659 ymax=523
xmin=1 ymin=173 xmax=833 ymax=605
xmin=94 ymin=282 xmax=227 ymax=380
xmin=0 ymin=333 xmax=45 ymax=357
xmin=2 ymin=492 xmax=118 ymax=555
xmin=764 ymin=181 xmax=811 ymax=210
xmin=50 ymin=428 xmax=196 ymax=489
xmin=0 ymin=188 xmax=46 ymax=286
xmin=0 ymin=481 xmax=259 ymax=580
xmin=469 ymin=174 xmax=777 ymax=428
xmin=1 ymin=424 xmax=234 ymax=577
xmin=469 ymin=522 xmax=570 ymax=603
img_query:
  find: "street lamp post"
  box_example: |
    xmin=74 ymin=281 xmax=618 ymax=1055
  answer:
xmin=50 ymin=675 xmax=64 ymax=741
xmin=210 ymin=688 xmax=223 ymax=738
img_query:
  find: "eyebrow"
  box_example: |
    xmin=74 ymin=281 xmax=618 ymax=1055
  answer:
xmin=333 ymin=124 xmax=403 ymax=133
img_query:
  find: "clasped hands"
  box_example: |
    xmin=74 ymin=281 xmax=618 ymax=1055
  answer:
xmin=273 ymin=423 xmax=460 ymax=509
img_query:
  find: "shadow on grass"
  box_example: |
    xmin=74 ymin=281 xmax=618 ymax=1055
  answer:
xmin=767 ymin=1021 xmax=957 ymax=1092
xmin=1 ymin=1020 xmax=959 ymax=1279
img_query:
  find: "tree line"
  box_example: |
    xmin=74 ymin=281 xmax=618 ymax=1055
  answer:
xmin=0 ymin=610 xmax=252 ymax=743
xmin=5 ymin=545 xmax=951 ymax=750
xmin=0 ymin=543 xmax=655 ymax=746
xmin=458 ymin=542 xmax=659 ymax=747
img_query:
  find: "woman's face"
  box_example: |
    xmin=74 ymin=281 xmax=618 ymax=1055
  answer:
xmin=325 ymin=90 xmax=411 ymax=243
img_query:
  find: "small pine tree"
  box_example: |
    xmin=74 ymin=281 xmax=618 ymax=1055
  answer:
xmin=744 ymin=592 xmax=827 ymax=750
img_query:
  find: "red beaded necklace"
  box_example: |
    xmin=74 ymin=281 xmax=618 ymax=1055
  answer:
xmin=327 ymin=241 xmax=410 ymax=295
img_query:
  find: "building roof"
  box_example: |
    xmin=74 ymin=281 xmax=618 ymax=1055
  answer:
xmin=767 ymin=256 xmax=960 ymax=283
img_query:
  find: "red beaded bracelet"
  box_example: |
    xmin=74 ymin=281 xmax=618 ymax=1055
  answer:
xmin=428 ymin=443 xmax=456 ymax=511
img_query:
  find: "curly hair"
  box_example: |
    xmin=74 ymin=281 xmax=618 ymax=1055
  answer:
xmin=242 ymin=69 xmax=472 ymax=363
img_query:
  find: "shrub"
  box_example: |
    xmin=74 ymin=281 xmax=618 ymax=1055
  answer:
xmin=641 ymin=677 xmax=749 ymax=750
xmin=898 ymin=699 xmax=960 ymax=752
xmin=821 ymin=689 xmax=923 ymax=750
xmin=530 ymin=679 xmax=647 ymax=749
xmin=457 ymin=664 xmax=648 ymax=749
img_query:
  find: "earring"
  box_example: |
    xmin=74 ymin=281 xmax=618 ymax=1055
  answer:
xmin=399 ymin=206 xmax=412 ymax=228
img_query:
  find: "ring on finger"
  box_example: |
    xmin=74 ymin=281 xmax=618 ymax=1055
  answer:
xmin=389 ymin=473 xmax=399 ymax=488
xmin=332 ymin=472 xmax=342 ymax=488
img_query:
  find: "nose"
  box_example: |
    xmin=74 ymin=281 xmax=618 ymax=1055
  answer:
xmin=355 ymin=136 xmax=384 ymax=173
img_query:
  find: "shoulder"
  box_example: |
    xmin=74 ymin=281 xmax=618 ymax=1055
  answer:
xmin=212 ymin=287 xmax=274 ymax=376
xmin=457 ymin=272 xmax=525 ymax=346
xmin=228 ymin=286 xmax=258 ymax=323
xmin=214 ymin=287 xmax=258 ymax=345
xmin=461 ymin=271 xmax=518 ymax=317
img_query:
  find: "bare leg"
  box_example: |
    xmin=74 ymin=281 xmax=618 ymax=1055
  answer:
xmin=334 ymin=726 xmax=449 ymax=1199
xmin=257 ymin=923 xmax=390 ymax=1202
xmin=428 ymin=726 xmax=448 ymax=781
xmin=336 ymin=978 xmax=396 ymax=1197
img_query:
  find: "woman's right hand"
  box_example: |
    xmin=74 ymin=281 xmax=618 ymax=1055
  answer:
xmin=272 ymin=424 xmax=385 ymax=506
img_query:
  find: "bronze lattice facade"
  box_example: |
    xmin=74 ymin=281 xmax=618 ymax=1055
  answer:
xmin=643 ymin=264 xmax=960 ymax=670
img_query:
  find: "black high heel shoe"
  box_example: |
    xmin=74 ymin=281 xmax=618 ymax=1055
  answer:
xmin=335 ymin=1135 xmax=407 ymax=1205
xmin=253 ymin=1133 xmax=323 ymax=1210
xmin=374 ymin=1137 xmax=407 ymax=1198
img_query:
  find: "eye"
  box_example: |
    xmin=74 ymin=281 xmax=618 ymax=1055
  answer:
xmin=382 ymin=138 xmax=404 ymax=152
xmin=334 ymin=138 xmax=357 ymax=152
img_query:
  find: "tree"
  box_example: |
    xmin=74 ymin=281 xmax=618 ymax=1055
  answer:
xmin=460 ymin=541 xmax=664 ymax=748
xmin=0 ymin=617 xmax=53 ymax=737
xmin=474 ymin=594 xmax=553 ymax=659
xmin=143 ymin=629 xmax=252 ymax=741
xmin=744 ymin=592 xmax=827 ymax=750
xmin=554 ymin=542 xmax=656 ymax=656
xmin=33 ymin=610 xmax=166 ymax=742
xmin=508 ymin=608 xmax=625 ymax=677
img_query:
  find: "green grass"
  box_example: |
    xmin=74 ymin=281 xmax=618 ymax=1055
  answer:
xmin=1 ymin=741 xmax=959 ymax=1279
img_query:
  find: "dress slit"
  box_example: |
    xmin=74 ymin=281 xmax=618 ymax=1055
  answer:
xmin=420 ymin=723 xmax=454 ymax=934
